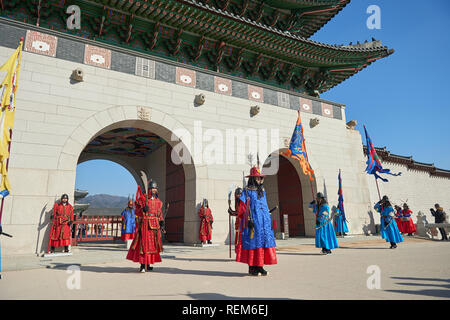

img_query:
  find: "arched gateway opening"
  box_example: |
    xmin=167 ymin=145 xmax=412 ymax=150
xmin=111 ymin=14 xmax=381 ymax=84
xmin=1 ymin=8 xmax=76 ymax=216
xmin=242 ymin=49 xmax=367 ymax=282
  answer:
xmin=77 ymin=127 xmax=186 ymax=242
xmin=263 ymin=152 xmax=317 ymax=237
xmin=58 ymin=106 xmax=197 ymax=244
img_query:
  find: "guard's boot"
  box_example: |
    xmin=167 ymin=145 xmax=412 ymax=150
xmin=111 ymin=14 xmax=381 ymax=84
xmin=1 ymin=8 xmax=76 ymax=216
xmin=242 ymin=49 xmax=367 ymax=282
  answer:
xmin=64 ymin=246 xmax=69 ymax=253
xmin=257 ymin=267 xmax=268 ymax=276
xmin=207 ymin=240 xmax=212 ymax=244
xmin=321 ymin=248 xmax=327 ymax=255
xmin=147 ymin=265 xmax=153 ymax=271
xmin=139 ymin=264 xmax=146 ymax=273
xmin=248 ymin=266 xmax=259 ymax=276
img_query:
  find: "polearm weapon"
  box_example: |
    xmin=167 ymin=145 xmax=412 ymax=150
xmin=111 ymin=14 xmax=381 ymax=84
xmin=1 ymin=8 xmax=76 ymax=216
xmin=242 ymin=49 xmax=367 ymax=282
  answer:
xmin=227 ymin=184 xmax=235 ymax=259
xmin=140 ymin=171 xmax=149 ymax=271
xmin=244 ymin=156 xmax=255 ymax=239
xmin=241 ymin=171 xmax=249 ymax=236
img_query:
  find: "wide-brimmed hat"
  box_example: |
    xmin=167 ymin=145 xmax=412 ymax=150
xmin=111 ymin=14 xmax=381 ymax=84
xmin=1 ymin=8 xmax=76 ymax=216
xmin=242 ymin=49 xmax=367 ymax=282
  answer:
xmin=246 ymin=166 xmax=265 ymax=178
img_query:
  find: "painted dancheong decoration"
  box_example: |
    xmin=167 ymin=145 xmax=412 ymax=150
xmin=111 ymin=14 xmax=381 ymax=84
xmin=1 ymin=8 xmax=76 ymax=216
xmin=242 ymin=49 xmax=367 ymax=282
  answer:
xmin=0 ymin=0 xmax=393 ymax=97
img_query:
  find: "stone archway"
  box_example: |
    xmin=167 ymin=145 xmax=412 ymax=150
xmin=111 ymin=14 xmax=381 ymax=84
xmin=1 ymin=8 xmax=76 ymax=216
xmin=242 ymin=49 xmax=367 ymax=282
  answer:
xmin=262 ymin=148 xmax=319 ymax=237
xmin=58 ymin=105 xmax=198 ymax=243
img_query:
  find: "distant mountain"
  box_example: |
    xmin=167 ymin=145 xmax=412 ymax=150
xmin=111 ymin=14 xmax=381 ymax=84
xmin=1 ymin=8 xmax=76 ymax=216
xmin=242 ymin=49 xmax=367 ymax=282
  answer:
xmin=77 ymin=194 xmax=128 ymax=208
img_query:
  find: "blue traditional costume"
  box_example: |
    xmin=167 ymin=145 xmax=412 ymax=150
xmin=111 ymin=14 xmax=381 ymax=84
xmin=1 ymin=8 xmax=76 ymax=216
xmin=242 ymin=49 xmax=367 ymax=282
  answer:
xmin=334 ymin=207 xmax=349 ymax=235
xmin=121 ymin=201 xmax=136 ymax=241
xmin=236 ymin=166 xmax=277 ymax=276
xmin=309 ymin=193 xmax=339 ymax=254
xmin=374 ymin=196 xmax=403 ymax=248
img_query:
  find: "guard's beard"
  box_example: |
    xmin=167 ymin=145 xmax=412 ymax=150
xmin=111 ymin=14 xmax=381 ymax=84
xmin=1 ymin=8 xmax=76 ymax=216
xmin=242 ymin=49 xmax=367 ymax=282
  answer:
xmin=248 ymin=177 xmax=264 ymax=199
xmin=256 ymin=183 xmax=264 ymax=199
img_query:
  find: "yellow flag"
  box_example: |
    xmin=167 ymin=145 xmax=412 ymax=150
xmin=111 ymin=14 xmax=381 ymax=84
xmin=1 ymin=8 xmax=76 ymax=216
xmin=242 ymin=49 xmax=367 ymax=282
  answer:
xmin=0 ymin=38 xmax=23 ymax=193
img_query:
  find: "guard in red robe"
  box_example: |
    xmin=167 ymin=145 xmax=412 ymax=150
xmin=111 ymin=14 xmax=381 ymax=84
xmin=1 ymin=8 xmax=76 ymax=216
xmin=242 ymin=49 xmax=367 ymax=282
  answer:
xmin=228 ymin=187 xmax=243 ymax=254
xmin=48 ymin=194 xmax=74 ymax=253
xmin=198 ymin=199 xmax=214 ymax=244
xmin=394 ymin=205 xmax=404 ymax=234
xmin=126 ymin=181 xmax=165 ymax=273
xmin=401 ymin=203 xmax=417 ymax=236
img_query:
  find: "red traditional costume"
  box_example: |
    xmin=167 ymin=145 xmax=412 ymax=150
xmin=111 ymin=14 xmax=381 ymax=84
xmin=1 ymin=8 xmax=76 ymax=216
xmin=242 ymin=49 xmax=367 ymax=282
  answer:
xmin=228 ymin=188 xmax=243 ymax=255
xmin=401 ymin=208 xmax=417 ymax=235
xmin=126 ymin=187 xmax=164 ymax=267
xmin=198 ymin=201 xmax=214 ymax=243
xmin=394 ymin=206 xmax=404 ymax=233
xmin=49 ymin=200 xmax=74 ymax=250
xmin=234 ymin=198 xmax=243 ymax=255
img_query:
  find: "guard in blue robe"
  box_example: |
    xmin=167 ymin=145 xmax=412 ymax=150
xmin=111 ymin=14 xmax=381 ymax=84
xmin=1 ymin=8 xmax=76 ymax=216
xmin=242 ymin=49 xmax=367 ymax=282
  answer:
xmin=374 ymin=196 xmax=403 ymax=248
xmin=121 ymin=200 xmax=136 ymax=241
xmin=334 ymin=207 xmax=349 ymax=236
xmin=309 ymin=193 xmax=339 ymax=254
xmin=237 ymin=166 xmax=277 ymax=276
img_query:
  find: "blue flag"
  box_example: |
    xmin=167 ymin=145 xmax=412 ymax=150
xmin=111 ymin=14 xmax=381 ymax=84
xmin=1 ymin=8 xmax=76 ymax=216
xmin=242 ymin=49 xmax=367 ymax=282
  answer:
xmin=364 ymin=125 xmax=401 ymax=182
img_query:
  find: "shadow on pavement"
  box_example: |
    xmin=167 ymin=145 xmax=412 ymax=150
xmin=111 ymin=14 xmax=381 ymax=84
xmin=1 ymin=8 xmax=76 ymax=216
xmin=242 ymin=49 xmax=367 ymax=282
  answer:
xmin=81 ymin=265 xmax=138 ymax=273
xmin=276 ymin=252 xmax=325 ymax=256
xmin=385 ymin=276 xmax=450 ymax=299
xmin=393 ymin=282 xmax=450 ymax=289
xmin=385 ymin=289 xmax=450 ymax=299
xmin=46 ymin=263 xmax=141 ymax=273
xmin=338 ymin=247 xmax=390 ymax=250
xmin=166 ymin=257 xmax=235 ymax=263
xmin=46 ymin=263 xmax=246 ymax=277
xmin=392 ymin=276 xmax=450 ymax=283
xmin=154 ymin=267 xmax=246 ymax=278
xmin=186 ymin=292 xmax=295 ymax=300
xmin=76 ymin=247 xmax=127 ymax=252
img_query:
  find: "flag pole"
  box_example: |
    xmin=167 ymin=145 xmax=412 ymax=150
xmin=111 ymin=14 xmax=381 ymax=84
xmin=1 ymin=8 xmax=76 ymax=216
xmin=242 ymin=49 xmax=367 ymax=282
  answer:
xmin=301 ymin=111 xmax=316 ymax=204
xmin=228 ymin=213 xmax=231 ymax=259
xmin=374 ymin=177 xmax=381 ymax=201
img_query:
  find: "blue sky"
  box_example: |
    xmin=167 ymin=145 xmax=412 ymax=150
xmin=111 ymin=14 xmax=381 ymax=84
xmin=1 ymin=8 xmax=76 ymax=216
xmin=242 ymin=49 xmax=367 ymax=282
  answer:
xmin=76 ymin=160 xmax=136 ymax=197
xmin=76 ymin=1 xmax=449 ymax=196
xmin=314 ymin=0 xmax=450 ymax=169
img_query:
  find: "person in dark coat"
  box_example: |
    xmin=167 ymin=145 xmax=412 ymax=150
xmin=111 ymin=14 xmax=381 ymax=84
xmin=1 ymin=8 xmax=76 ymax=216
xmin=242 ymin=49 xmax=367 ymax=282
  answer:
xmin=430 ymin=204 xmax=448 ymax=241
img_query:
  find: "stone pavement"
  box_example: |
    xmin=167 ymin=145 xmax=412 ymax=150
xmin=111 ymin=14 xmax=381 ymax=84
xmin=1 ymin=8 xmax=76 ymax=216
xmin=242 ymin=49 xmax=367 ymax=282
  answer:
xmin=1 ymin=235 xmax=386 ymax=272
xmin=1 ymin=235 xmax=449 ymax=300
